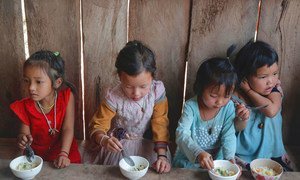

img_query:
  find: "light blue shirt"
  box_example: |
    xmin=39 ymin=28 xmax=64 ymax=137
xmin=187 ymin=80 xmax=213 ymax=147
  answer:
xmin=173 ymin=96 xmax=236 ymax=168
xmin=235 ymin=97 xmax=286 ymax=163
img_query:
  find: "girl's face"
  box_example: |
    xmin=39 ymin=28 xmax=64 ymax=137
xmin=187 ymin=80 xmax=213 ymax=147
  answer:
xmin=119 ymin=71 xmax=153 ymax=101
xmin=23 ymin=66 xmax=55 ymax=102
xmin=200 ymin=84 xmax=233 ymax=109
xmin=247 ymin=63 xmax=279 ymax=96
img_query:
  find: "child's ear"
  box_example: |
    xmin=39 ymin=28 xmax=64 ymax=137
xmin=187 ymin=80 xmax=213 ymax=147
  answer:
xmin=54 ymin=77 xmax=63 ymax=89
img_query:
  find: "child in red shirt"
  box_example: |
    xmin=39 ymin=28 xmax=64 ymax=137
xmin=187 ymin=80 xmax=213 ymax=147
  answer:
xmin=10 ymin=50 xmax=81 ymax=168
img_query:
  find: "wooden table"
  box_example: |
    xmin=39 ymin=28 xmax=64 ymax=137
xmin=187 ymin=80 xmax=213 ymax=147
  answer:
xmin=1 ymin=159 xmax=300 ymax=180
xmin=1 ymin=138 xmax=299 ymax=179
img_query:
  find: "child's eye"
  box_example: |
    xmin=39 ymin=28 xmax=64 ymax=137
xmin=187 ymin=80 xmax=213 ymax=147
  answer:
xmin=23 ymin=79 xmax=29 ymax=84
xmin=141 ymin=85 xmax=148 ymax=89
xmin=258 ymin=76 xmax=266 ymax=79
xmin=37 ymin=80 xmax=43 ymax=84
xmin=210 ymin=94 xmax=218 ymax=98
xmin=273 ymin=72 xmax=278 ymax=76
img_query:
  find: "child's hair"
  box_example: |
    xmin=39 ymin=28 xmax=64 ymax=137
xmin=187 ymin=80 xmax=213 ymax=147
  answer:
xmin=24 ymin=50 xmax=76 ymax=93
xmin=233 ymin=40 xmax=278 ymax=84
xmin=115 ymin=40 xmax=156 ymax=77
xmin=193 ymin=57 xmax=237 ymax=97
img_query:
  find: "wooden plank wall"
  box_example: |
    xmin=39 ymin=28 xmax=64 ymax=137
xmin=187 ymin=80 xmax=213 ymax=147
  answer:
xmin=257 ymin=0 xmax=300 ymax=145
xmin=82 ymin=0 xmax=128 ymax=138
xmin=186 ymin=0 xmax=258 ymax=98
xmin=128 ymin=0 xmax=190 ymax=144
xmin=0 ymin=0 xmax=24 ymax=137
xmin=0 ymin=0 xmax=300 ymax=148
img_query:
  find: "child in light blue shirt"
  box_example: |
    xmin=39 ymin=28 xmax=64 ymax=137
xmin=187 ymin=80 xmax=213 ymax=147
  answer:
xmin=173 ymin=56 xmax=249 ymax=170
xmin=233 ymin=40 xmax=293 ymax=171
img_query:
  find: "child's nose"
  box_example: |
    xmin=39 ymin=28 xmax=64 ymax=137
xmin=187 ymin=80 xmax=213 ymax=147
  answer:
xmin=216 ymin=99 xmax=223 ymax=106
xmin=132 ymin=88 xmax=140 ymax=96
xmin=29 ymin=83 xmax=36 ymax=91
xmin=267 ymin=77 xmax=274 ymax=85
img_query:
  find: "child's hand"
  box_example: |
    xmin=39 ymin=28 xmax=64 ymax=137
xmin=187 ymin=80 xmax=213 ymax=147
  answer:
xmin=17 ymin=134 xmax=33 ymax=150
xmin=240 ymin=79 xmax=251 ymax=93
xmin=103 ymin=136 xmax=123 ymax=153
xmin=234 ymin=103 xmax=250 ymax=131
xmin=276 ymin=79 xmax=284 ymax=96
xmin=198 ymin=152 xmax=214 ymax=170
xmin=54 ymin=155 xmax=70 ymax=168
xmin=235 ymin=103 xmax=250 ymax=121
xmin=151 ymin=155 xmax=171 ymax=173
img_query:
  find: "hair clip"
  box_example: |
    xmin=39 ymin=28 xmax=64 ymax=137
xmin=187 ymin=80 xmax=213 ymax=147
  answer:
xmin=53 ymin=51 xmax=60 ymax=56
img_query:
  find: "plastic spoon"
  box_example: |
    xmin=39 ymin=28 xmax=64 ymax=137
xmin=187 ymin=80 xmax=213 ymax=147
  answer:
xmin=121 ymin=149 xmax=135 ymax=166
xmin=25 ymin=144 xmax=35 ymax=162
xmin=231 ymin=95 xmax=268 ymax=110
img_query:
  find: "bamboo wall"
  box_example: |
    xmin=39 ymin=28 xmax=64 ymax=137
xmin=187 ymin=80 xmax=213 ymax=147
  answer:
xmin=0 ymin=0 xmax=299 ymax=147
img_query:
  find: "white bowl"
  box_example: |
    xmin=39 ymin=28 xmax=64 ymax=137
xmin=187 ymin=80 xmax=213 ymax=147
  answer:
xmin=9 ymin=155 xmax=43 ymax=180
xmin=250 ymin=158 xmax=283 ymax=180
xmin=119 ymin=156 xmax=149 ymax=180
xmin=208 ymin=160 xmax=240 ymax=180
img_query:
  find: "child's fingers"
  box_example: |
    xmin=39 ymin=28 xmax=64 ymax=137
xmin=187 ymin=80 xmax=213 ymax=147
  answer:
xmin=26 ymin=135 xmax=33 ymax=144
xmin=241 ymin=109 xmax=250 ymax=121
xmin=17 ymin=138 xmax=26 ymax=149
xmin=156 ymin=159 xmax=163 ymax=173
xmin=107 ymin=137 xmax=122 ymax=152
xmin=235 ymin=104 xmax=245 ymax=115
xmin=159 ymin=161 xmax=168 ymax=173
xmin=60 ymin=158 xmax=70 ymax=168
xmin=239 ymin=108 xmax=250 ymax=121
xmin=21 ymin=135 xmax=33 ymax=144
xmin=164 ymin=162 xmax=171 ymax=172
xmin=203 ymin=160 xmax=211 ymax=170
xmin=277 ymin=79 xmax=281 ymax=86
xmin=209 ymin=156 xmax=214 ymax=168
xmin=159 ymin=159 xmax=169 ymax=173
xmin=236 ymin=105 xmax=249 ymax=121
xmin=201 ymin=157 xmax=212 ymax=170
xmin=207 ymin=156 xmax=214 ymax=170
xmin=55 ymin=158 xmax=63 ymax=168
xmin=55 ymin=156 xmax=70 ymax=168
xmin=236 ymin=103 xmax=246 ymax=110
xmin=58 ymin=157 xmax=64 ymax=168
xmin=229 ymin=159 xmax=235 ymax=164
xmin=21 ymin=135 xmax=29 ymax=144
xmin=111 ymin=137 xmax=123 ymax=149
xmin=18 ymin=143 xmax=26 ymax=149
xmin=107 ymin=143 xmax=120 ymax=152
xmin=19 ymin=136 xmax=30 ymax=148
xmin=155 ymin=158 xmax=169 ymax=173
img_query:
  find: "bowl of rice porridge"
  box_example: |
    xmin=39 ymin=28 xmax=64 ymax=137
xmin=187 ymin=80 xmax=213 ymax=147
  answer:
xmin=9 ymin=155 xmax=43 ymax=179
xmin=250 ymin=158 xmax=283 ymax=180
xmin=119 ymin=155 xmax=149 ymax=180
